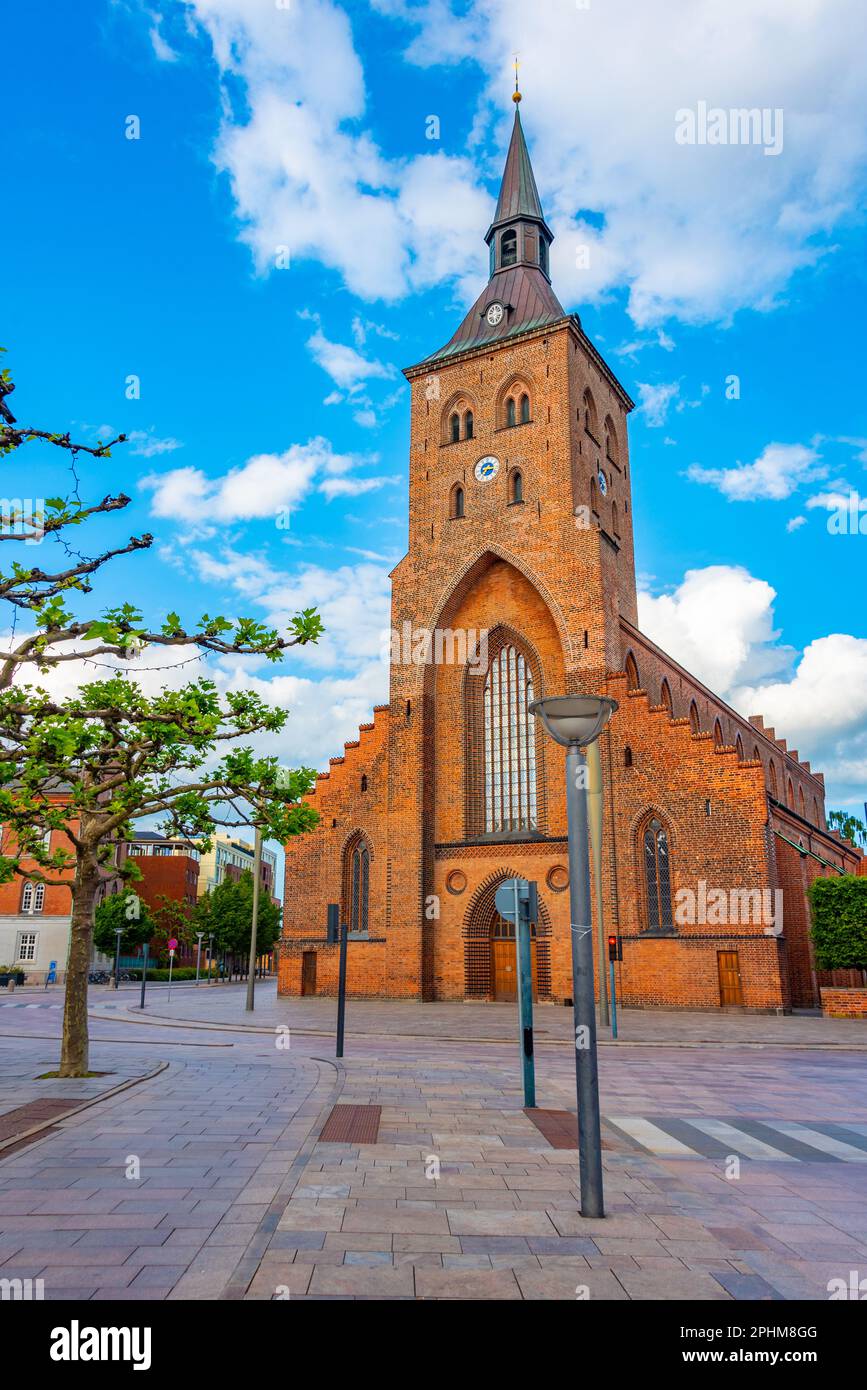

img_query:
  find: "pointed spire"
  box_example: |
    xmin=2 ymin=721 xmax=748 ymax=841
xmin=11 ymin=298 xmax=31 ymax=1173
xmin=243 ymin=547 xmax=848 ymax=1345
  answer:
xmin=490 ymin=103 xmax=545 ymax=229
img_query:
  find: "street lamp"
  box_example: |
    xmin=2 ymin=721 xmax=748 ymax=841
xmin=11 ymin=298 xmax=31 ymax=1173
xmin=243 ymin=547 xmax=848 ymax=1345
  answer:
xmin=195 ymin=931 xmax=205 ymax=986
xmin=529 ymin=693 xmax=617 ymax=1219
xmin=113 ymin=927 xmax=124 ymax=991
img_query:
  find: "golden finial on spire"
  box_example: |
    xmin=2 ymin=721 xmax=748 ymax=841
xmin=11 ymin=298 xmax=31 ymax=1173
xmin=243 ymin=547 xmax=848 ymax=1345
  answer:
xmin=513 ymin=54 xmax=521 ymax=104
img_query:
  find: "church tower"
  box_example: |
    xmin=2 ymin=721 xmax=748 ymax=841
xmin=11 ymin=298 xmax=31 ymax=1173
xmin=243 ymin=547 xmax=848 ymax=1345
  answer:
xmin=385 ymin=93 xmax=637 ymax=999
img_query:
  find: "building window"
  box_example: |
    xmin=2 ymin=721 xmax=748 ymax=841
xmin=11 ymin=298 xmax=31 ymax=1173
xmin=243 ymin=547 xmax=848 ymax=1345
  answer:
xmin=713 ymin=719 xmax=723 ymax=748
xmin=625 ymin=653 xmax=640 ymax=691
xmin=736 ymin=735 xmax=745 ymax=763
xmin=689 ymin=701 xmax=700 ymax=734
xmin=509 ymin=469 xmax=523 ymax=504
xmin=520 ymin=393 xmax=530 ymax=424
xmin=642 ymin=817 xmax=673 ymax=931
xmin=464 ymin=410 xmax=474 ymax=440
xmin=21 ymin=881 xmax=45 ymax=914
xmin=450 ymin=483 xmax=465 ymax=519
xmin=450 ymin=412 xmax=460 ymax=443
xmin=483 ymin=645 xmax=537 ymax=834
xmin=16 ymin=931 xmax=38 ymax=961
xmin=583 ymin=388 xmax=598 ymax=439
xmin=624 ymin=746 xmax=633 ymax=768
xmin=506 ymin=396 xmax=516 ymax=427
xmin=660 ymin=679 xmax=673 ymax=715
xmin=500 ymin=229 xmax=517 ymax=268
xmin=344 ymin=837 xmax=370 ymax=936
xmin=786 ymin=777 xmax=794 ymax=808
xmin=360 ymin=774 xmax=368 ymax=793
xmin=768 ymin=762 xmax=778 ymax=798
xmin=604 ymin=417 xmax=618 ymax=465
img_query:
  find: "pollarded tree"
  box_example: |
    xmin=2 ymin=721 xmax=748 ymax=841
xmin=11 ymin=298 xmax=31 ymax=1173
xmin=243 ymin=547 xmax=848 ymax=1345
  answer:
xmin=809 ymin=876 xmax=867 ymax=972
xmin=0 ymin=356 xmax=322 ymax=1075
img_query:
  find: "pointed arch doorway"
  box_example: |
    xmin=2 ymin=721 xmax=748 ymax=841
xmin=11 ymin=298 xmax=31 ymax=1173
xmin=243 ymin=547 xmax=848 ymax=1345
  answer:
xmin=463 ymin=871 xmax=552 ymax=1002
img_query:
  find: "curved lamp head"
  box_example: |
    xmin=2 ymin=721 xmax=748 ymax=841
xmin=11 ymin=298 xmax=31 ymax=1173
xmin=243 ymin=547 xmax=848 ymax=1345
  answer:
xmin=529 ymin=694 xmax=618 ymax=748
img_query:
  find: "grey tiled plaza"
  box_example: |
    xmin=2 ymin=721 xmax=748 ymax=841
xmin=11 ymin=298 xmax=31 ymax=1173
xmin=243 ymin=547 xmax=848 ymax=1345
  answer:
xmin=1 ymin=982 xmax=866 ymax=1300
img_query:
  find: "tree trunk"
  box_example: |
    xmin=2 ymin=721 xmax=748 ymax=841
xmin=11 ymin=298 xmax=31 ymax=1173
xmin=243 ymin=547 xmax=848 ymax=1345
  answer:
xmin=59 ymin=851 xmax=100 ymax=1077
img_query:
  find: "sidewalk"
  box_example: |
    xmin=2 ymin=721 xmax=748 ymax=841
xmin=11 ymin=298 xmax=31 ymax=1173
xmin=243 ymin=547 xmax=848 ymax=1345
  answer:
xmin=95 ymin=981 xmax=867 ymax=1049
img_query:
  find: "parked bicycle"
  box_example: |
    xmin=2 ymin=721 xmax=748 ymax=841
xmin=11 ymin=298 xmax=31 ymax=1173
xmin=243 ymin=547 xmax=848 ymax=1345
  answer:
xmin=87 ymin=970 xmax=111 ymax=985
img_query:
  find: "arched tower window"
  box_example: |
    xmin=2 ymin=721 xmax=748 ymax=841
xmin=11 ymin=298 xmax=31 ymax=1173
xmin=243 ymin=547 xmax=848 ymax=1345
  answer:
xmin=752 ymin=744 xmax=760 ymax=763
xmin=450 ymin=412 xmax=460 ymax=443
xmin=713 ymin=719 xmax=723 ymax=747
xmin=509 ymin=469 xmax=523 ymax=504
xmin=736 ymin=735 xmax=744 ymax=763
xmin=604 ymin=417 xmax=618 ymax=464
xmin=660 ymin=679 xmax=673 ymax=715
xmin=642 ymin=817 xmax=673 ymax=932
xmin=689 ymin=701 xmax=700 ymax=734
xmin=520 ymin=393 xmax=530 ymax=424
xmin=464 ymin=410 xmax=474 ymax=440
xmin=625 ymin=653 xmax=640 ymax=691
xmin=482 ymin=644 xmax=537 ymax=835
xmin=583 ymin=389 xmax=599 ymax=439
xmin=500 ymin=228 xmax=517 ymax=268
xmin=506 ymin=396 xmax=516 ymax=427
xmin=450 ymin=483 xmax=465 ymax=519
xmin=343 ymin=836 xmax=371 ymax=936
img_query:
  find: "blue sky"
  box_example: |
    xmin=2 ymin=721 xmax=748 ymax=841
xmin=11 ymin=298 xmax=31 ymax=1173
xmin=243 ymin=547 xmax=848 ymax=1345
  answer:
xmin=3 ymin=0 xmax=867 ymax=838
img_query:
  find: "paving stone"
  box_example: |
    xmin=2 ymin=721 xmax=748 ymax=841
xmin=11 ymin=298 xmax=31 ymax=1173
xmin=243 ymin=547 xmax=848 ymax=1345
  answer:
xmin=415 ymin=1267 xmax=521 ymax=1299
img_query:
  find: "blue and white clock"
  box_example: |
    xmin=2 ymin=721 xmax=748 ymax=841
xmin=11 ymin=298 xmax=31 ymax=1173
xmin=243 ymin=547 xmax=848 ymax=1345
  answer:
xmin=475 ymin=455 xmax=500 ymax=482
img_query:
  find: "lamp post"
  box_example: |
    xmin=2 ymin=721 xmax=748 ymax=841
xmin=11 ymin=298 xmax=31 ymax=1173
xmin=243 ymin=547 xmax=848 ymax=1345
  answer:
xmin=529 ymin=694 xmax=617 ymax=1219
xmin=113 ymin=927 xmax=123 ymax=990
xmin=208 ymin=932 xmax=215 ymax=985
xmin=245 ymin=827 xmax=262 ymax=1013
xmin=195 ymin=931 xmax=205 ymax=986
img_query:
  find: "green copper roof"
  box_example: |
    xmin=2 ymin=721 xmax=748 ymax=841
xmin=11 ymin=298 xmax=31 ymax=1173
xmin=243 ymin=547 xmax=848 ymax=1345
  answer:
xmin=490 ymin=108 xmax=545 ymax=229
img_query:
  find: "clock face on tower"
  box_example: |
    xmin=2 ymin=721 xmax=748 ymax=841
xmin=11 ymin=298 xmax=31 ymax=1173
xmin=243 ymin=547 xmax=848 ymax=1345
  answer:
xmin=485 ymin=302 xmax=505 ymax=327
xmin=475 ymin=455 xmax=500 ymax=482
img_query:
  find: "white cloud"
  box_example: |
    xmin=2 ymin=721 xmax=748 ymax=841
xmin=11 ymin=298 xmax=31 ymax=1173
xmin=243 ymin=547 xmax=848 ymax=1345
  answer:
xmin=638 ymin=565 xmax=792 ymax=694
xmin=127 ymin=430 xmax=183 ymax=458
xmin=639 ymin=564 xmax=867 ymax=809
xmin=375 ymin=0 xmax=867 ymax=325
xmin=636 ymin=381 xmax=679 ymax=427
xmin=140 ymin=437 xmax=394 ymax=524
xmin=687 ymin=442 xmax=824 ymax=501
xmin=786 ymin=515 xmax=806 ymax=532
xmin=306 ymin=328 xmax=394 ymax=391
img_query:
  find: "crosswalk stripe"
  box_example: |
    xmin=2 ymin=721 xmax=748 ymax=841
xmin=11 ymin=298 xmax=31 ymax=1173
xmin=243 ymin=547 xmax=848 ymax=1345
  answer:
xmin=681 ymin=1118 xmax=797 ymax=1161
xmin=607 ymin=1115 xmax=698 ymax=1155
xmin=762 ymin=1120 xmax=867 ymax=1163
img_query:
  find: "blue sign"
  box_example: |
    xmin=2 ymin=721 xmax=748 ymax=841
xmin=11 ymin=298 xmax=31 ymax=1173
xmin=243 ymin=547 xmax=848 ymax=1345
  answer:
xmin=46 ymin=960 xmax=57 ymax=986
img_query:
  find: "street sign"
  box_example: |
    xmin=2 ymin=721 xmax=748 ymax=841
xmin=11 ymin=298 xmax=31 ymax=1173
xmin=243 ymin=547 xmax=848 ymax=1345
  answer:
xmin=168 ymin=937 xmax=178 ymax=951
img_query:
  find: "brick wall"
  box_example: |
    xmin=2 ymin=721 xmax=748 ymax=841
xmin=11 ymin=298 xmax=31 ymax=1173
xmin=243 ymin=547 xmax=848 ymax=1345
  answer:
xmin=820 ymin=987 xmax=867 ymax=1019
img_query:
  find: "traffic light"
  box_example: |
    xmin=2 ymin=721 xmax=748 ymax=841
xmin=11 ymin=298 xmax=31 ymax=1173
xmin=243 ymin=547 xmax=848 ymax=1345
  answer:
xmin=608 ymin=934 xmax=623 ymax=962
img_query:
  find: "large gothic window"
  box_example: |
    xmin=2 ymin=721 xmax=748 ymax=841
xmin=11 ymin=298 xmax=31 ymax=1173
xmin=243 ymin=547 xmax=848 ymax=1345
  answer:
xmin=343 ymin=836 xmax=370 ymax=935
xmin=483 ymin=645 xmax=537 ymax=834
xmin=642 ymin=818 xmax=673 ymax=931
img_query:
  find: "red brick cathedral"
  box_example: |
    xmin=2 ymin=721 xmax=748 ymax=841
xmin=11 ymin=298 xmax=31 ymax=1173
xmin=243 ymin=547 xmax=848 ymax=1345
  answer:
xmin=279 ymin=101 xmax=863 ymax=1012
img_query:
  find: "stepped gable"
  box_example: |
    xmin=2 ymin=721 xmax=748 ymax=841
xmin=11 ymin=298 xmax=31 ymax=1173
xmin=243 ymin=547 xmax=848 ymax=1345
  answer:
xmin=307 ymin=702 xmax=391 ymax=801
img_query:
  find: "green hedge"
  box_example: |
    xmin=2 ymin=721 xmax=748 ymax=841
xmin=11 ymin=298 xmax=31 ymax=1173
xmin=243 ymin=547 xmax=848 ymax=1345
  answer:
xmin=809 ymin=875 xmax=867 ymax=970
xmin=123 ymin=967 xmax=206 ymax=982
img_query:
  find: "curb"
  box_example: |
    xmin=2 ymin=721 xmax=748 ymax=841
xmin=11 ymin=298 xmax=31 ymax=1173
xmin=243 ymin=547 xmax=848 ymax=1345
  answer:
xmin=0 ymin=1059 xmax=169 ymax=1161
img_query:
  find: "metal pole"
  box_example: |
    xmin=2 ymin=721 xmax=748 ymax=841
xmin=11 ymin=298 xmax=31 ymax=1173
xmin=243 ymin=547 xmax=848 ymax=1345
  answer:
xmin=565 ymin=743 xmax=605 ymax=1219
xmin=245 ymin=828 xmax=262 ymax=1013
xmin=195 ymin=932 xmax=204 ymax=986
xmin=139 ymin=943 xmax=149 ymax=1009
xmin=113 ymin=929 xmax=123 ymax=990
xmin=336 ymin=920 xmax=348 ymax=1058
xmin=167 ymin=950 xmax=174 ymax=1005
xmin=587 ymin=739 xmax=609 ymax=1027
xmin=515 ymin=885 xmax=536 ymax=1108
xmin=609 ymin=958 xmax=618 ymax=1040
xmin=208 ymin=933 xmax=214 ymax=985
